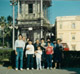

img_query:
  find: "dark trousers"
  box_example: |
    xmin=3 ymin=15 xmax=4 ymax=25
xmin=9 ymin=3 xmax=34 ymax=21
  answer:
xmin=27 ymin=54 xmax=33 ymax=68
xmin=46 ymin=54 xmax=52 ymax=68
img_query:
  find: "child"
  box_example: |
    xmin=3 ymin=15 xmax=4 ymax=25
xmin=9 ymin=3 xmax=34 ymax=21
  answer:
xmin=35 ymin=46 xmax=42 ymax=70
xmin=45 ymin=41 xmax=54 ymax=70
xmin=26 ymin=40 xmax=34 ymax=70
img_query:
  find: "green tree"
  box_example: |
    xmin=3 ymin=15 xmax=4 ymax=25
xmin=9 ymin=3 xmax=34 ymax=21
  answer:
xmin=0 ymin=16 xmax=13 ymax=47
xmin=7 ymin=16 xmax=13 ymax=25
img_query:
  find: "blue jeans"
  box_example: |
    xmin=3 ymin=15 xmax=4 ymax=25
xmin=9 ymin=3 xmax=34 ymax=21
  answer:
xmin=46 ymin=54 xmax=52 ymax=68
xmin=36 ymin=57 xmax=41 ymax=69
xmin=16 ymin=48 xmax=23 ymax=69
xmin=27 ymin=54 xmax=33 ymax=68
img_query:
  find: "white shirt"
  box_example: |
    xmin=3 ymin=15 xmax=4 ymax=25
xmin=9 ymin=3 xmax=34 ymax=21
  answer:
xmin=35 ymin=50 xmax=42 ymax=58
xmin=15 ymin=40 xmax=25 ymax=50
xmin=26 ymin=44 xmax=34 ymax=54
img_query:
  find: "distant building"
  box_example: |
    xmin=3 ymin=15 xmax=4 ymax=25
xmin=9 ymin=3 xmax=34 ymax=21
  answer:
xmin=55 ymin=16 xmax=80 ymax=51
xmin=16 ymin=0 xmax=52 ymax=42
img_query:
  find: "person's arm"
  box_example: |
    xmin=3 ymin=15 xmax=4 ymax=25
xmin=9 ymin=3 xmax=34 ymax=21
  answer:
xmin=32 ymin=45 xmax=35 ymax=57
xmin=51 ymin=47 xmax=54 ymax=54
xmin=39 ymin=50 xmax=42 ymax=55
xmin=26 ymin=45 xmax=30 ymax=50
xmin=32 ymin=46 xmax=34 ymax=53
xmin=23 ymin=41 xmax=25 ymax=50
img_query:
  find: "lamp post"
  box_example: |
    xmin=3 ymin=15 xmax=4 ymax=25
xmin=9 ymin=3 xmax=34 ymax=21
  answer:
xmin=10 ymin=0 xmax=17 ymax=49
xmin=41 ymin=0 xmax=43 ymax=38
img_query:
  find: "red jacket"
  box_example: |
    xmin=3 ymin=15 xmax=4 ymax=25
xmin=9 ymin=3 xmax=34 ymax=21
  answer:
xmin=46 ymin=46 xmax=54 ymax=55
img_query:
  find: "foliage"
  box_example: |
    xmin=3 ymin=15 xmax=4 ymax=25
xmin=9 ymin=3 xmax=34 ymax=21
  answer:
xmin=0 ymin=16 xmax=13 ymax=47
xmin=0 ymin=49 xmax=13 ymax=63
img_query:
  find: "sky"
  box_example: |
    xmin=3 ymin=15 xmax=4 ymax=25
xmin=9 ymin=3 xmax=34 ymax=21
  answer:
xmin=0 ymin=0 xmax=80 ymax=24
xmin=48 ymin=0 xmax=80 ymax=24
xmin=0 ymin=0 xmax=12 ymax=17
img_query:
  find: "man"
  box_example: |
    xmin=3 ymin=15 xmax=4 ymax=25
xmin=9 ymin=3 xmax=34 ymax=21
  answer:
xmin=15 ymin=35 xmax=25 ymax=71
xmin=23 ymin=36 xmax=26 ymax=42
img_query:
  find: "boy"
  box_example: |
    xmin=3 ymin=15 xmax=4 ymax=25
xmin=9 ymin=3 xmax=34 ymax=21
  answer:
xmin=26 ymin=40 xmax=34 ymax=70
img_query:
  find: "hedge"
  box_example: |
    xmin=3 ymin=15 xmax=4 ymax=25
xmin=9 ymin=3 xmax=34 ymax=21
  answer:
xmin=0 ymin=49 xmax=80 ymax=68
xmin=0 ymin=49 xmax=12 ymax=61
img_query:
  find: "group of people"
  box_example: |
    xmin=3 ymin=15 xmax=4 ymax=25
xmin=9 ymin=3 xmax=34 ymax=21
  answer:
xmin=14 ymin=34 xmax=63 ymax=71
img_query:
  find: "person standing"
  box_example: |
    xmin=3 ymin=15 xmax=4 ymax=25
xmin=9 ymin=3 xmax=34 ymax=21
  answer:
xmin=54 ymin=39 xmax=63 ymax=69
xmin=40 ymin=38 xmax=46 ymax=69
xmin=15 ymin=35 xmax=25 ymax=71
xmin=26 ymin=40 xmax=34 ymax=70
xmin=45 ymin=42 xmax=54 ymax=70
xmin=35 ymin=46 xmax=42 ymax=70
xmin=34 ymin=39 xmax=41 ymax=51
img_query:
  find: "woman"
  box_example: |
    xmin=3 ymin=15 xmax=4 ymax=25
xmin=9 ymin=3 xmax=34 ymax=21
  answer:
xmin=54 ymin=39 xmax=63 ymax=69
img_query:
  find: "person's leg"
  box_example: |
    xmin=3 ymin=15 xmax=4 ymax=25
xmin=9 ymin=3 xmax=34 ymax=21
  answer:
xmin=31 ymin=54 xmax=34 ymax=69
xmin=36 ymin=57 xmax=38 ymax=69
xmin=42 ymin=52 xmax=44 ymax=69
xmin=59 ymin=63 xmax=61 ymax=69
xmin=15 ymin=48 xmax=19 ymax=69
xmin=39 ymin=58 xmax=42 ymax=69
xmin=36 ymin=57 xmax=39 ymax=70
xmin=20 ymin=48 xmax=23 ymax=69
xmin=46 ymin=55 xmax=49 ymax=69
xmin=49 ymin=55 xmax=52 ymax=69
xmin=27 ymin=54 xmax=30 ymax=69
xmin=54 ymin=62 xmax=57 ymax=69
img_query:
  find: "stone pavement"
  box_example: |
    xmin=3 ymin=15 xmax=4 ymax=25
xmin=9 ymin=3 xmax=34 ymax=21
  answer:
xmin=0 ymin=65 xmax=80 ymax=74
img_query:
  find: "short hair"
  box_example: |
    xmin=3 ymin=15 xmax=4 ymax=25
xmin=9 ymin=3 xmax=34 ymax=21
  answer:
xmin=56 ymin=38 xmax=62 ymax=42
xmin=41 ymin=38 xmax=44 ymax=40
xmin=47 ymin=41 xmax=51 ymax=44
xmin=37 ymin=45 xmax=41 ymax=48
xmin=29 ymin=40 xmax=32 ymax=42
xmin=19 ymin=34 xmax=22 ymax=37
xmin=47 ymin=38 xmax=50 ymax=40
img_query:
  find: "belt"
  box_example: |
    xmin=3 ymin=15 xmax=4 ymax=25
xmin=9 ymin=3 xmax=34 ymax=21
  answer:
xmin=17 ymin=47 xmax=23 ymax=48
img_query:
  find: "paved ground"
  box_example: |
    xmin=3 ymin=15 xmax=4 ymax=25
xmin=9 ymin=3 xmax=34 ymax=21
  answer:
xmin=0 ymin=65 xmax=80 ymax=74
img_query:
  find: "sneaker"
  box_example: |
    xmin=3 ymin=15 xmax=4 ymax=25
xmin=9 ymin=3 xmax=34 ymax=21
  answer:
xmin=31 ymin=68 xmax=34 ymax=70
xmin=20 ymin=68 xmax=23 ymax=71
xmin=27 ymin=68 xmax=29 ymax=70
xmin=47 ymin=67 xmax=49 ymax=70
xmin=40 ymin=68 xmax=42 ymax=70
xmin=54 ymin=67 xmax=56 ymax=69
xmin=37 ymin=68 xmax=39 ymax=70
xmin=42 ymin=66 xmax=44 ymax=69
xmin=15 ymin=68 xmax=18 ymax=71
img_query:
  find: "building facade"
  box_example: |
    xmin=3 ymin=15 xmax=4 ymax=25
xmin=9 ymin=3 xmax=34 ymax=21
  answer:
xmin=17 ymin=0 xmax=51 ymax=42
xmin=55 ymin=16 xmax=80 ymax=51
